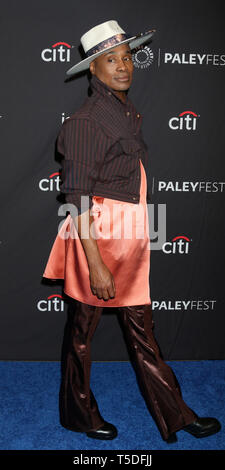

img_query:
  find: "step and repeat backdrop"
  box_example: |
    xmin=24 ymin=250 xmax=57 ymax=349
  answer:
xmin=1 ymin=0 xmax=225 ymax=360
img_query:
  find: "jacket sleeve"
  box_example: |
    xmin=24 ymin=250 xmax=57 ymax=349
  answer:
xmin=137 ymin=128 xmax=151 ymax=204
xmin=57 ymin=117 xmax=110 ymax=215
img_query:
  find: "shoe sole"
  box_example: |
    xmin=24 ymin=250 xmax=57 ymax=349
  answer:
xmin=183 ymin=423 xmax=221 ymax=438
xmin=86 ymin=431 xmax=118 ymax=440
xmin=61 ymin=423 xmax=118 ymax=440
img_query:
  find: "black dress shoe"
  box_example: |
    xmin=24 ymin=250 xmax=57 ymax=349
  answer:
xmin=86 ymin=421 xmax=118 ymax=440
xmin=182 ymin=417 xmax=221 ymax=438
xmin=166 ymin=433 xmax=177 ymax=443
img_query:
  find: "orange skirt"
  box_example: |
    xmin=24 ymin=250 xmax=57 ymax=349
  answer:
xmin=42 ymin=159 xmax=151 ymax=307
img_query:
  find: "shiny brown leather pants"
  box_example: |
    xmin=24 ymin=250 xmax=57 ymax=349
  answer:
xmin=59 ymin=298 xmax=197 ymax=440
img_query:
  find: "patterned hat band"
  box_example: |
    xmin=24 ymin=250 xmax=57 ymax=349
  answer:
xmin=85 ymin=33 xmax=131 ymax=57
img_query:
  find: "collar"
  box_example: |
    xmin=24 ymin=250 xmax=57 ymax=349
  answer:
xmin=90 ymin=74 xmax=129 ymax=105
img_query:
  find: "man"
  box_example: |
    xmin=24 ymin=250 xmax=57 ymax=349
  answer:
xmin=43 ymin=20 xmax=221 ymax=442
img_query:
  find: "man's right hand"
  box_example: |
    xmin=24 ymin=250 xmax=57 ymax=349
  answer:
xmin=89 ymin=261 xmax=116 ymax=300
xmin=73 ymin=207 xmax=116 ymax=301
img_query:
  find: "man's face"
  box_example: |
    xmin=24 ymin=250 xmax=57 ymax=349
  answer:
xmin=89 ymin=43 xmax=134 ymax=91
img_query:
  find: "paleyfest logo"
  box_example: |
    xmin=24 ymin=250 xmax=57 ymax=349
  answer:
xmin=151 ymin=299 xmax=217 ymax=310
xmin=162 ymin=235 xmax=191 ymax=254
xmin=41 ymin=42 xmax=72 ymax=62
xmin=37 ymin=294 xmax=65 ymax=312
xmin=169 ymin=111 xmax=199 ymax=131
xmin=39 ymin=171 xmax=61 ymax=191
xmin=157 ymin=180 xmax=225 ymax=193
xmin=132 ymin=46 xmax=154 ymax=69
xmin=163 ymin=51 xmax=225 ymax=66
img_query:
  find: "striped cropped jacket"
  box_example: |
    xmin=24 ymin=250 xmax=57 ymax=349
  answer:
xmin=57 ymin=74 xmax=151 ymax=215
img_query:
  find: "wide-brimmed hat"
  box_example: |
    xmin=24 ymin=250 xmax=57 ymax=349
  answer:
xmin=66 ymin=19 xmax=156 ymax=77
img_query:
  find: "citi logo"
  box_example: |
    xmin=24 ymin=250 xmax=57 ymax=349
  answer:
xmin=39 ymin=172 xmax=61 ymax=191
xmin=61 ymin=112 xmax=70 ymax=124
xmin=162 ymin=235 xmax=191 ymax=254
xmin=37 ymin=294 xmax=65 ymax=312
xmin=169 ymin=111 xmax=199 ymax=131
xmin=41 ymin=42 xmax=72 ymax=62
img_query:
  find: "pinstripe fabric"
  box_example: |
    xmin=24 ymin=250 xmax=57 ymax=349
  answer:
xmin=57 ymin=74 xmax=150 ymax=215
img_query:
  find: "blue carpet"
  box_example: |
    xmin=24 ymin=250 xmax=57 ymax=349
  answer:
xmin=0 ymin=361 xmax=224 ymax=450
